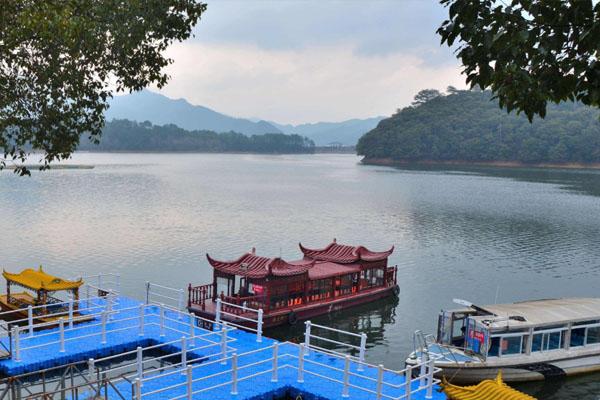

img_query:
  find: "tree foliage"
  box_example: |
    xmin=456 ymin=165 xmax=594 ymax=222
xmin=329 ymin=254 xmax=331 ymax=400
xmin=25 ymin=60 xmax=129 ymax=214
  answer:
xmin=0 ymin=0 xmax=206 ymax=175
xmin=356 ymin=89 xmax=600 ymax=164
xmin=438 ymin=0 xmax=600 ymax=121
xmin=79 ymin=119 xmax=315 ymax=154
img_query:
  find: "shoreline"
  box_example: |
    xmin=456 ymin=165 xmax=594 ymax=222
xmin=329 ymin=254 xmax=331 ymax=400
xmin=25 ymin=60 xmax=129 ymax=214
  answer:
xmin=361 ymin=158 xmax=600 ymax=171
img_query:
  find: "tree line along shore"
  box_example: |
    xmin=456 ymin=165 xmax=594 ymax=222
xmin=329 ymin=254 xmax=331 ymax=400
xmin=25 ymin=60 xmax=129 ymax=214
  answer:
xmin=357 ymin=88 xmax=600 ymax=168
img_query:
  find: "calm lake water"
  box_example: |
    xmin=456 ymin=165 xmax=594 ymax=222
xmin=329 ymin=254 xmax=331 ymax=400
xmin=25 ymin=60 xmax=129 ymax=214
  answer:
xmin=1 ymin=153 xmax=600 ymax=399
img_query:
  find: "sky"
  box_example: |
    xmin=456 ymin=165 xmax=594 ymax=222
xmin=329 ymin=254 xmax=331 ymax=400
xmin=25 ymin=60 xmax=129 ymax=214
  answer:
xmin=152 ymin=0 xmax=466 ymax=125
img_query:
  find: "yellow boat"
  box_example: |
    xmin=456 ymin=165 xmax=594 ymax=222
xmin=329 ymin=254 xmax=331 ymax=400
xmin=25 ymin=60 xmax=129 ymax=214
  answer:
xmin=441 ymin=371 xmax=537 ymax=400
xmin=0 ymin=266 xmax=91 ymax=325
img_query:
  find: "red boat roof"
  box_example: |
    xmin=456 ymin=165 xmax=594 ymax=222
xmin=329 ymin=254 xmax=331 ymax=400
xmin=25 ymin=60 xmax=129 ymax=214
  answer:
xmin=299 ymin=239 xmax=394 ymax=264
xmin=308 ymin=261 xmax=361 ymax=280
xmin=206 ymin=250 xmax=314 ymax=279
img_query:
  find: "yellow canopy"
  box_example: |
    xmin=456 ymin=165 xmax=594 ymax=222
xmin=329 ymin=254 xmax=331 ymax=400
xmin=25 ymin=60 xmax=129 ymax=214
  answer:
xmin=441 ymin=371 xmax=537 ymax=400
xmin=3 ymin=266 xmax=83 ymax=291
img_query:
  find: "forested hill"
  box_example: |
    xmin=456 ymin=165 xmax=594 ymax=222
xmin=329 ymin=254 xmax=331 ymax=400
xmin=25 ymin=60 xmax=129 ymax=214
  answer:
xmin=357 ymin=89 xmax=600 ymax=164
xmin=79 ymin=119 xmax=315 ymax=154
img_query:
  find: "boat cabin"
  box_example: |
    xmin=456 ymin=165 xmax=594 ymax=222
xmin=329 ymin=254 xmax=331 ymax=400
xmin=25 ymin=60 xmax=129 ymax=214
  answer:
xmin=188 ymin=240 xmax=398 ymax=327
xmin=437 ymin=298 xmax=600 ymax=360
xmin=0 ymin=266 xmax=83 ymax=322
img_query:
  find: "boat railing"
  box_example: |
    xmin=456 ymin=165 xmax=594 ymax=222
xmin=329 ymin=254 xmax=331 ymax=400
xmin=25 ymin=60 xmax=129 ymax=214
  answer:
xmin=413 ymin=330 xmax=462 ymax=365
xmin=214 ymin=298 xmax=264 ymax=342
xmin=188 ymin=283 xmax=214 ymax=309
xmin=221 ymin=293 xmax=266 ymax=314
xmin=303 ymin=320 xmax=368 ymax=369
xmin=145 ymin=281 xmax=185 ymax=311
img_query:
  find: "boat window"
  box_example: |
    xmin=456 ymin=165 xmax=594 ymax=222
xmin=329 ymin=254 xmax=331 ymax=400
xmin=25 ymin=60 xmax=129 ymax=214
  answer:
xmin=270 ymin=284 xmax=288 ymax=309
xmin=587 ymin=326 xmax=600 ymax=345
xmin=308 ymin=278 xmax=332 ymax=302
xmin=216 ymin=276 xmax=231 ymax=297
xmin=335 ymin=274 xmax=354 ymax=297
xmin=489 ymin=333 xmax=527 ymax=357
xmin=570 ymin=327 xmax=586 ymax=347
xmin=503 ymin=336 xmax=525 ymax=355
xmin=532 ymin=327 xmax=567 ymax=352
xmin=360 ymin=268 xmax=384 ymax=289
xmin=488 ymin=337 xmax=500 ymax=357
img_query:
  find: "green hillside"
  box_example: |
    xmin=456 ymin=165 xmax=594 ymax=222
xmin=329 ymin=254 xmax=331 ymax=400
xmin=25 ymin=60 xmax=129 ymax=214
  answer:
xmin=357 ymin=89 xmax=600 ymax=164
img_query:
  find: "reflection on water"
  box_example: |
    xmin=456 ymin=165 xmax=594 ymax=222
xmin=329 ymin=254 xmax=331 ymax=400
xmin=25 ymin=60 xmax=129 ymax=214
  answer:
xmin=1 ymin=153 xmax=600 ymax=399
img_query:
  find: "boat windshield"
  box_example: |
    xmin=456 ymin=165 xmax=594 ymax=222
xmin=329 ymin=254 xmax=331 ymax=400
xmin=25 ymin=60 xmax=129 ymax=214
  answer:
xmin=437 ymin=309 xmax=476 ymax=347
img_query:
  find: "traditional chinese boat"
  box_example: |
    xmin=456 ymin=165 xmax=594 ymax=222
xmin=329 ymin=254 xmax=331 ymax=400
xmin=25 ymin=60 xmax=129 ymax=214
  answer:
xmin=0 ymin=266 xmax=91 ymax=325
xmin=406 ymin=298 xmax=600 ymax=383
xmin=188 ymin=240 xmax=399 ymax=328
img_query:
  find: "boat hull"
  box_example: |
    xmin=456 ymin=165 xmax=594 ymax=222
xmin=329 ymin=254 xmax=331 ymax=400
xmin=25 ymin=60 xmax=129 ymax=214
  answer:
xmin=408 ymin=353 xmax=600 ymax=383
xmin=190 ymin=284 xmax=398 ymax=328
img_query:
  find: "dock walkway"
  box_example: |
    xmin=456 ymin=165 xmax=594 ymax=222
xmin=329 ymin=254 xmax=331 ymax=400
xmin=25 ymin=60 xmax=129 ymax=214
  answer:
xmin=0 ymin=294 xmax=443 ymax=399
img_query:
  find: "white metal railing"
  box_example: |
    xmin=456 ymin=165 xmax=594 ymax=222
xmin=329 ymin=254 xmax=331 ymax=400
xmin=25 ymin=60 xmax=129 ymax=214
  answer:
xmin=145 ymin=281 xmax=185 ymax=312
xmin=215 ymin=298 xmax=264 ymax=343
xmin=78 ymin=272 xmax=121 ymax=298
xmin=304 ymin=320 xmax=367 ymax=370
xmin=9 ymin=299 xmax=231 ymax=362
xmin=133 ymin=341 xmax=439 ymax=400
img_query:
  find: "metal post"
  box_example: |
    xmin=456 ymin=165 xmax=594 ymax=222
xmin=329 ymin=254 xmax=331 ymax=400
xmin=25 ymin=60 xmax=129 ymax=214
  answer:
xmin=160 ymin=304 xmax=165 ymax=337
xmin=405 ymin=365 xmax=412 ymax=400
xmin=220 ymin=322 xmax=228 ymax=364
xmin=186 ymin=365 xmax=193 ymax=400
xmin=425 ymin=359 xmax=434 ymax=399
xmin=419 ymin=352 xmax=428 ymax=387
xmin=136 ymin=346 xmax=143 ymax=384
xmin=101 ymin=312 xmax=107 ymax=344
xmin=376 ymin=364 xmax=384 ymax=400
xmin=116 ymin=274 xmax=120 ymax=294
xmin=189 ymin=313 xmax=195 ymax=347
xmin=358 ymin=332 xmax=367 ymax=371
xmin=59 ymin=318 xmax=65 ymax=353
xmin=304 ymin=321 xmax=311 ymax=355
xmin=12 ymin=326 xmax=20 ymax=362
xmin=215 ymin=298 xmax=222 ymax=327
xmin=297 ymin=344 xmax=305 ymax=383
xmin=88 ymin=358 xmax=95 ymax=382
xmin=181 ymin=336 xmax=188 ymax=375
xmin=231 ymin=353 xmax=238 ymax=395
xmin=86 ymin=285 xmax=90 ymax=309
xmin=139 ymin=304 xmax=144 ymax=336
xmin=257 ymin=308 xmax=263 ymax=343
xmin=134 ymin=378 xmax=141 ymax=400
xmin=271 ymin=343 xmax=279 ymax=382
xmin=68 ymin=298 xmax=74 ymax=329
xmin=145 ymin=281 xmax=150 ymax=304
xmin=106 ymin=292 xmax=113 ymax=320
xmin=342 ymin=355 xmax=350 ymax=397
xmin=27 ymin=305 xmax=33 ymax=336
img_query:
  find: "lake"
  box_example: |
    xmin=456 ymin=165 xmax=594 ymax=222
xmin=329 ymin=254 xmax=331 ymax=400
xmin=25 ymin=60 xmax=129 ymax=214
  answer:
xmin=1 ymin=153 xmax=600 ymax=399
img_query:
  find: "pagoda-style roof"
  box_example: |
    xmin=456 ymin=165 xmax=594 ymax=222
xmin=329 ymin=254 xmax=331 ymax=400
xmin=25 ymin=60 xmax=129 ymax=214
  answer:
xmin=206 ymin=250 xmax=315 ymax=279
xmin=3 ymin=266 xmax=83 ymax=291
xmin=299 ymin=239 xmax=394 ymax=264
xmin=441 ymin=372 xmax=536 ymax=400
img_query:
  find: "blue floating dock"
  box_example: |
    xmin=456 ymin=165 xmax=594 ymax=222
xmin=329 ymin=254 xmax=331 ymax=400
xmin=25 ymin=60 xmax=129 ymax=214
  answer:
xmin=0 ymin=296 xmax=444 ymax=399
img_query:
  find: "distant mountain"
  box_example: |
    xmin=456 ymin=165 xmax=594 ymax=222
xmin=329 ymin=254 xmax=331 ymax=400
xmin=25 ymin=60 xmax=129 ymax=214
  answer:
xmin=105 ymin=90 xmax=282 ymax=135
xmin=271 ymin=117 xmax=384 ymax=146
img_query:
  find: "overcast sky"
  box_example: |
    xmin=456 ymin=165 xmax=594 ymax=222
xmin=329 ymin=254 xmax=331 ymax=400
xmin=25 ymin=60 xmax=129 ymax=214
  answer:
xmin=152 ymin=0 xmax=466 ymax=125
